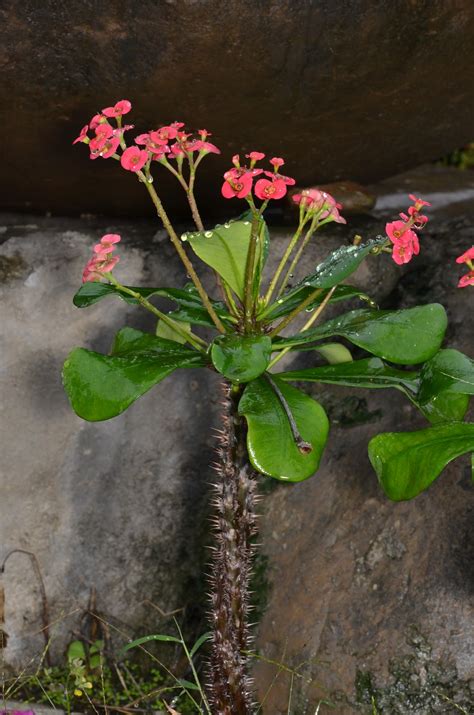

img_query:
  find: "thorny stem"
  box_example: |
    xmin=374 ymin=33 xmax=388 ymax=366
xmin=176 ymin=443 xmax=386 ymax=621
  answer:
xmin=138 ymin=171 xmax=226 ymax=334
xmin=208 ymin=383 xmax=258 ymax=715
xmin=107 ymin=276 xmax=207 ymax=352
xmin=268 ymin=286 xmax=336 ymax=369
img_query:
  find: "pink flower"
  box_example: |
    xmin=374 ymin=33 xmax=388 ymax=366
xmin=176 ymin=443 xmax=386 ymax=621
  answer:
xmin=82 ymin=235 xmax=121 ymax=282
xmin=455 ymin=246 xmax=474 ymax=264
xmin=89 ymin=133 xmax=120 ymax=160
xmin=246 ymin=151 xmax=265 ymax=162
xmin=73 ymin=125 xmax=89 ymax=145
xmin=135 ymin=132 xmax=169 ymax=158
xmin=409 ymin=194 xmax=431 ymax=209
xmin=263 ymin=170 xmax=295 ymax=185
xmin=386 ymin=220 xmax=411 ymax=244
xmin=254 ymin=177 xmax=287 ymax=200
xmin=270 ymin=157 xmax=285 ymax=168
xmin=150 ymin=125 xmax=178 ymax=144
xmin=121 ymin=146 xmax=148 ymax=172
xmin=392 ymin=241 xmax=414 ymax=265
xmin=199 ymin=141 xmax=220 ymax=154
xmin=458 ymin=271 xmax=474 ymax=287
xmin=221 ymin=169 xmax=253 ymax=199
xmin=232 ymin=154 xmax=240 ymax=167
xmin=102 ymin=100 xmax=132 ymax=118
xmin=89 ymin=113 xmax=105 ymax=130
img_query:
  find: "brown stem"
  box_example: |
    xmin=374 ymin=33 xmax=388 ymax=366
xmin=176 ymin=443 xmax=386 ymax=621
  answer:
xmin=208 ymin=383 xmax=258 ymax=714
xmin=139 ymin=173 xmax=226 ymax=334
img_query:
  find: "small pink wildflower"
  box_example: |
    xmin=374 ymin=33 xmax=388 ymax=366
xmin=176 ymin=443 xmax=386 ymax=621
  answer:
xmin=89 ymin=113 xmax=105 ymax=130
xmin=455 ymin=246 xmax=474 ymax=264
xmin=392 ymin=241 xmax=414 ymax=265
xmin=263 ymin=169 xmax=295 ymax=185
xmin=198 ymin=140 xmax=220 ymax=154
xmin=150 ymin=125 xmax=179 ymax=144
xmin=409 ymin=194 xmax=431 ymax=210
xmin=121 ymin=146 xmax=148 ymax=172
xmin=386 ymin=220 xmax=411 ymax=244
xmin=270 ymin=157 xmax=285 ymax=168
xmin=102 ymin=100 xmax=132 ymax=118
xmin=246 ymin=151 xmax=265 ymax=162
xmin=73 ymin=125 xmax=89 ymax=145
xmin=89 ymin=131 xmax=120 ymax=160
xmin=254 ymin=177 xmax=287 ymax=200
xmin=456 ymin=245 xmax=474 ymax=288
xmin=221 ymin=168 xmax=253 ymax=199
xmin=83 ymin=235 xmax=121 ymax=282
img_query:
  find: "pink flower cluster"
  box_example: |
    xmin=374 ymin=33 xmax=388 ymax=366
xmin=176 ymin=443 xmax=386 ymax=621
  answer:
xmin=82 ymin=234 xmax=121 ymax=283
xmin=456 ymin=246 xmax=474 ymax=287
xmin=221 ymin=154 xmax=295 ymax=201
xmin=73 ymin=101 xmax=219 ymax=173
xmin=385 ymin=194 xmax=431 ymax=265
xmin=292 ymin=188 xmax=346 ymax=224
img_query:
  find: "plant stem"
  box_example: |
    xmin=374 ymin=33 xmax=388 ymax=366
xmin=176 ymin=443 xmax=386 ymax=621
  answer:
xmin=268 ymin=286 xmax=324 ymax=338
xmin=187 ymin=173 xmax=205 ymax=232
xmin=208 ymin=383 xmax=258 ymax=715
xmin=138 ymin=171 xmax=226 ymax=334
xmin=268 ymin=286 xmax=336 ymax=369
xmin=264 ymin=221 xmax=306 ymax=305
xmin=277 ymin=217 xmax=319 ymax=297
xmin=107 ymin=276 xmax=207 ymax=352
xmin=243 ymin=212 xmax=261 ymax=333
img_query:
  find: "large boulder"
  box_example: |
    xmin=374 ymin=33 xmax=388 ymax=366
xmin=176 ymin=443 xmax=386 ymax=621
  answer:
xmin=0 ymin=2 xmax=473 ymax=217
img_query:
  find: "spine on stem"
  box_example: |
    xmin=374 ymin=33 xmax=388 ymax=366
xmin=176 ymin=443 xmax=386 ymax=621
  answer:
xmin=208 ymin=383 xmax=258 ymax=715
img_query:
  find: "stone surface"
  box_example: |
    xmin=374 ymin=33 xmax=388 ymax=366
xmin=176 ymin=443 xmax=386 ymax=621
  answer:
xmin=0 ymin=216 xmax=221 ymax=667
xmin=1 ymin=2 xmax=474 ymax=217
xmin=254 ymin=168 xmax=474 ymax=714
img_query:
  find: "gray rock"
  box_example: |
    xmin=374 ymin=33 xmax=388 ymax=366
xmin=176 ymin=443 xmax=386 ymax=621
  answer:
xmin=0 ymin=217 xmax=220 ymax=666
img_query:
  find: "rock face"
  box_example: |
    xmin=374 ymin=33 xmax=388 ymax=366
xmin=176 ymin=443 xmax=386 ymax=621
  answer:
xmin=1 ymin=2 xmax=474 ymax=217
xmin=254 ymin=168 xmax=474 ymax=714
xmin=0 ymin=217 xmax=221 ymax=666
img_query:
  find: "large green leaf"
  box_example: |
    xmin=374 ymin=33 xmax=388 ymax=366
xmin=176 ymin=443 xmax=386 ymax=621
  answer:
xmin=186 ymin=219 xmax=266 ymax=300
xmin=279 ymin=357 xmax=469 ymax=425
xmin=261 ymin=285 xmax=373 ymax=321
xmin=418 ymin=348 xmax=474 ymax=402
xmin=274 ymin=304 xmax=447 ymax=364
xmin=238 ymin=376 xmax=329 ymax=481
xmin=73 ymin=282 xmax=231 ymax=327
xmin=268 ymin=236 xmax=386 ymax=316
xmin=63 ymin=328 xmax=206 ymax=421
xmin=368 ymin=422 xmax=474 ymax=500
xmin=211 ymin=334 xmax=272 ymax=383
xmin=279 ymin=357 xmax=419 ymax=392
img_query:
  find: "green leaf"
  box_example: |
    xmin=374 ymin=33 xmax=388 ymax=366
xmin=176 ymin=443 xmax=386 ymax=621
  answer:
xmin=73 ymin=282 xmax=231 ymax=328
xmin=121 ymin=633 xmax=182 ymax=653
xmin=274 ymin=304 xmax=447 ymax=364
xmin=189 ymin=631 xmax=212 ymax=659
xmin=211 ymin=334 xmax=272 ymax=383
xmin=175 ymin=679 xmax=201 ymax=691
xmin=261 ymin=285 xmax=373 ymax=321
xmin=418 ymin=348 xmax=474 ymax=403
xmin=67 ymin=641 xmax=86 ymax=662
xmin=155 ymin=317 xmax=192 ymax=344
xmin=279 ymin=357 xmax=419 ymax=392
xmin=274 ymin=236 xmax=386 ymax=309
xmin=187 ymin=219 xmax=267 ymax=300
xmin=239 ymin=375 xmax=329 ymax=481
xmin=369 ymin=422 xmax=474 ymax=500
xmin=63 ymin=328 xmax=206 ymax=421
xmin=415 ymin=391 xmax=469 ymax=425
xmin=313 ymin=342 xmax=353 ymax=364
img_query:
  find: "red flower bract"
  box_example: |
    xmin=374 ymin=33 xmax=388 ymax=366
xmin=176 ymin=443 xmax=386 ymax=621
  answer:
xmin=254 ymin=178 xmax=287 ymax=200
xmin=221 ymin=169 xmax=253 ymax=199
xmin=121 ymin=146 xmax=148 ymax=172
xmin=102 ymin=100 xmax=132 ymax=118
